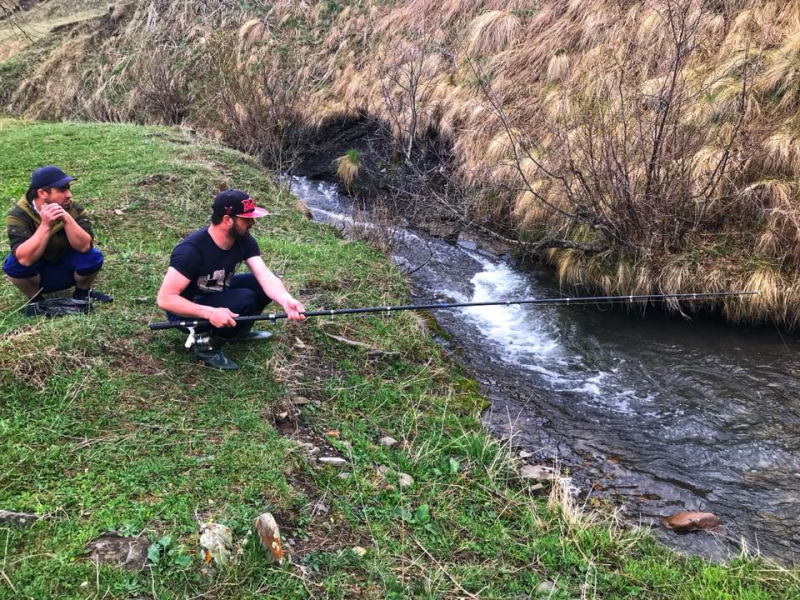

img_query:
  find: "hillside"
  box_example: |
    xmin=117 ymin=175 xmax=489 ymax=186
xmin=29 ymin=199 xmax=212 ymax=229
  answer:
xmin=3 ymin=1 xmax=800 ymax=325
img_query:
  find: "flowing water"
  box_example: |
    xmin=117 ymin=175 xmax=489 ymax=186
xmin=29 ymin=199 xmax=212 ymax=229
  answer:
xmin=289 ymin=176 xmax=800 ymax=563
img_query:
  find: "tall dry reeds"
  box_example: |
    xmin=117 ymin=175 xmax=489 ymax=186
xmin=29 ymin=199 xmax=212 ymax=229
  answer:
xmin=7 ymin=0 xmax=800 ymax=324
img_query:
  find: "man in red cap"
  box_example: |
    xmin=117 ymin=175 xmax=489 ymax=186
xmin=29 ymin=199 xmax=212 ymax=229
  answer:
xmin=4 ymin=165 xmax=112 ymax=315
xmin=157 ymin=188 xmax=305 ymax=370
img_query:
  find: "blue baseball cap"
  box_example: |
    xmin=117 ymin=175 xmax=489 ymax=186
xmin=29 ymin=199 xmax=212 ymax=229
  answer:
xmin=30 ymin=165 xmax=74 ymax=190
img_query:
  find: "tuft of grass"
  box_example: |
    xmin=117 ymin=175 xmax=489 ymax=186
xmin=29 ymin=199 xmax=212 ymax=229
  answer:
xmin=335 ymin=148 xmax=360 ymax=190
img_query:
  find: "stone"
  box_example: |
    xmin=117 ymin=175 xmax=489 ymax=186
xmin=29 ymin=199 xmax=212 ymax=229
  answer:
xmin=325 ymin=429 xmax=341 ymax=439
xmin=275 ymin=411 xmax=291 ymax=423
xmin=662 ymin=511 xmax=722 ymax=532
xmin=291 ymin=395 xmax=311 ymax=406
xmin=519 ymin=465 xmax=555 ymax=481
xmin=398 ymin=473 xmax=414 ymax=488
xmin=254 ymin=513 xmax=283 ymax=564
xmin=0 ymin=510 xmax=38 ymax=527
xmin=518 ymin=450 xmax=533 ymax=459
xmin=535 ymin=580 xmax=557 ymax=596
xmin=377 ymin=465 xmax=394 ymax=476
xmin=337 ymin=472 xmax=351 ymax=480
xmin=379 ymin=436 xmax=398 ymax=448
xmin=199 ymin=522 xmax=234 ymax=569
xmin=318 ymin=456 xmax=348 ymax=467
xmin=352 ymin=546 xmax=367 ymax=557
xmin=84 ymin=532 xmax=150 ymax=572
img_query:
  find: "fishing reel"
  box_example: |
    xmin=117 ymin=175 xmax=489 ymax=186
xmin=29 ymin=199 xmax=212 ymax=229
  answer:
xmin=184 ymin=327 xmax=212 ymax=349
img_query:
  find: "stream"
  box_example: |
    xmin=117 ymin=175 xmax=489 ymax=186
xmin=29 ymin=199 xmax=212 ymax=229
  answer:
xmin=289 ymin=176 xmax=800 ymax=563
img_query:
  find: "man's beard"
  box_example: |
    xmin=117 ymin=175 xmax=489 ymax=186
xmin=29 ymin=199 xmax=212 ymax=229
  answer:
xmin=228 ymin=224 xmax=249 ymax=240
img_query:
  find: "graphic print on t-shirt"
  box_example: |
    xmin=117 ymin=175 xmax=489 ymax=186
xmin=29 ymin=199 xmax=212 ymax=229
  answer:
xmin=197 ymin=267 xmax=233 ymax=292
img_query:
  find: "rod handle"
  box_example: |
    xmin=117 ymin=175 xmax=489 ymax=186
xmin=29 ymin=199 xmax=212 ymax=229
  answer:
xmin=149 ymin=320 xmax=186 ymax=330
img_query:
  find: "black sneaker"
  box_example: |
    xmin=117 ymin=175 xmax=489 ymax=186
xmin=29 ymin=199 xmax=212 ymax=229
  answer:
xmin=195 ymin=345 xmax=239 ymax=370
xmin=74 ymin=288 xmax=114 ymax=303
xmin=228 ymin=329 xmax=273 ymax=343
xmin=24 ymin=302 xmax=42 ymax=318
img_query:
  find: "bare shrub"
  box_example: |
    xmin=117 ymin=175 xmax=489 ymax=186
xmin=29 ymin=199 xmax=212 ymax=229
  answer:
xmin=196 ymin=33 xmax=307 ymax=172
xmin=472 ymin=0 xmax=753 ymax=264
xmin=131 ymin=47 xmax=194 ymax=124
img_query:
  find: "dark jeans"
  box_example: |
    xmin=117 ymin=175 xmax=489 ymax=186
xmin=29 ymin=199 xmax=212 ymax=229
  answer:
xmin=3 ymin=248 xmax=104 ymax=293
xmin=168 ymin=273 xmax=271 ymax=339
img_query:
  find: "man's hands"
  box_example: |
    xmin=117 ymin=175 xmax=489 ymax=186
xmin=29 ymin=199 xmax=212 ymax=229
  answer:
xmin=207 ymin=307 xmax=238 ymax=328
xmin=281 ymin=296 xmax=306 ymax=321
xmin=202 ymin=299 xmax=304 ymax=328
xmin=39 ymin=203 xmax=66 ymax=228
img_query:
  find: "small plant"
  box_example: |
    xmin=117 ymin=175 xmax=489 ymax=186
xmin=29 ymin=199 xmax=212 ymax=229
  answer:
xmin=147 ymin=535 xmax=192 ymax=570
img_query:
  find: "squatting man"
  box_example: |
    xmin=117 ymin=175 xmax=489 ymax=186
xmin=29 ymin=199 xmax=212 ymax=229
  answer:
xmin=157 ymin=189 xmax=305 ymax=370
xmin=3 ymin=165 xmax=113 ymax=316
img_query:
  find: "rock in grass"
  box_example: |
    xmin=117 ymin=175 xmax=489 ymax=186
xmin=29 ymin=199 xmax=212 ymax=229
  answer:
xmin=535 ymin=580 xmax=556 ymax=596
xmin=0 ymin=510 xmax=38 ymax=527
xmin=519 ymin=465 xmax=555 ymax=481
xmin=254 ymin=513 xmax=283 ymax=564
xmin=397 ymin=473 xmax=414 ymax=488
xmin=318 ymin=456 xmax=348 ymax=467
xmin=352 ymin=546 xmax=367 ymax=557
xmin=291 ymin=395 xmax=311 ymax=406
xmin=199 ymin=522 xmax=234 ymax=569
xmin=379 ymin=436 xmax=398 ymax=448
xmin=84 ymin=532 xmax=150 ymax=572
xmin=662 ymin=511 xmax=721 ymax=532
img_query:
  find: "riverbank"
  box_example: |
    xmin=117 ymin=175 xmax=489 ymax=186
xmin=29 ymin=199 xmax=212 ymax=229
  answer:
xmin=1 ymin=119 xmax=798 ymax=599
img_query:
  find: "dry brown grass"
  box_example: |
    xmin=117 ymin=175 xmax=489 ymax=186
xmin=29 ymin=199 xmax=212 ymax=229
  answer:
xmin=335 ymin=151 xmax=360 ymax=190
xmin=8 ymin=0 xmax=800 ymax=325
xmin=466 ymin=10 xmax=520 ymax=56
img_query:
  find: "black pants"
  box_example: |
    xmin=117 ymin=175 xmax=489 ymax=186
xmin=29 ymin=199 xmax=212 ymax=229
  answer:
xmin=168 ymin=273 xmax=271 ymax=339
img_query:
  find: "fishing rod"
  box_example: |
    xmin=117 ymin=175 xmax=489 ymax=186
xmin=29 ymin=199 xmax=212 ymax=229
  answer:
xmin=149 ymin=291 xmax=758 ymax=333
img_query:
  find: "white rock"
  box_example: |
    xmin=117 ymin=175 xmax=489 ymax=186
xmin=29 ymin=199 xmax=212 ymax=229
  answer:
xmin=518 ymin=450 xmax=533 ymax=459
xmin=337 ymin=472 xmax=351 ymax=480
xmin=352 ymin=546 xmax=367 ymax=557
xmin=379 ymin=436 xmax=398 ymax=448
xmin=199 ymin=523 xmax=233 ymax=569
xmin=318 ymin=456 xmax=348 ymax=467
xmin=520 ymin=465 xmax=555 ymax=481
xmin=535 ymin=580 xmax=557 ymax=596
xmin=397 ymin=473 xmax=414 ymax=488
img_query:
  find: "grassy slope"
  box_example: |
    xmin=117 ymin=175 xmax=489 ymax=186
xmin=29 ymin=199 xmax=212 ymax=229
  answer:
xmin=0 ymin=119 xmax=798 ymax=599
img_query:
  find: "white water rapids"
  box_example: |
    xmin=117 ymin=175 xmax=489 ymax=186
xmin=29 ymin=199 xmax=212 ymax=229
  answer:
xmin=289 ymin=175 xmax=800 ymax=563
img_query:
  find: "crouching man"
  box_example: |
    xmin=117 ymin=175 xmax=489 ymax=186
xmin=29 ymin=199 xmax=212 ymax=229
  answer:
xmin=156 ymin=189 xmax=305 ymax=370
xmin=4 ymin=165 xmax=112 ymax=315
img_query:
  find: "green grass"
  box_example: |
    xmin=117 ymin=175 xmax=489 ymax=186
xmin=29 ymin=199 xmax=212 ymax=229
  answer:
xmin=0 ymin=119 xmax=798 ymax=599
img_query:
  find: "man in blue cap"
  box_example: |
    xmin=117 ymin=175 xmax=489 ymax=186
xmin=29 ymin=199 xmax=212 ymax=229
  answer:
xmin=4 ymin=165 xmax=112 ymax=314
xmin=157 ymin=188 xmax=305 ymax=370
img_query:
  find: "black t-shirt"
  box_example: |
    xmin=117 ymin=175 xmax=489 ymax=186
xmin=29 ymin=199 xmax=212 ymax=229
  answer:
xmin=169 ymin=227 xmax=259 ymax=299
